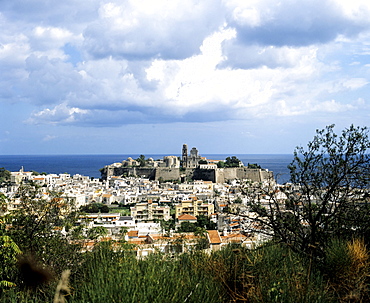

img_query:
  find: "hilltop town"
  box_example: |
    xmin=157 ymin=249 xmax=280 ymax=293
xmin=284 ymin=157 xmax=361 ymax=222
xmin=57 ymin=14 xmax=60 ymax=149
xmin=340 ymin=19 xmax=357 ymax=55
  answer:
xmin=0 ymin=145 xmax=277 ymax=255
xmin=101 ymin=144 xmax=273 ymax=183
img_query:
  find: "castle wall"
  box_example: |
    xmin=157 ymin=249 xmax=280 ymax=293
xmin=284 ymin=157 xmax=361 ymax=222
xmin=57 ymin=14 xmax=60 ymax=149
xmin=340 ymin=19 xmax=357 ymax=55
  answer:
xmin=192 ymin=168 xmax=216 ymax=182
xmin=154 ymin=167 xmax=180 ymax=181
xmin=215 ymin=168 xmax=273 ymax=183
xmin=101 ymin=167 xmax=156 ymax=179
xmin=101 ymin=166 xmax=274 ymax=183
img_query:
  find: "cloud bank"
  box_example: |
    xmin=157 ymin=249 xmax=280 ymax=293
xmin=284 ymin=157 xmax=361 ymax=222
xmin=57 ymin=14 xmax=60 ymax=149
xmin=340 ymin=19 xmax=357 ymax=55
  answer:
xmin=1 ymin=0 xmax=370 ymax=130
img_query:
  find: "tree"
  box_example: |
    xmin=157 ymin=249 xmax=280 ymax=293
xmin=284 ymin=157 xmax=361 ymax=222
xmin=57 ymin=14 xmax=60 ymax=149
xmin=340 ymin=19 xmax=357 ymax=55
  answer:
xmin=196 ymin=215 xmax=216 ymax=230
xmin=5 ymin=185 xmax=82 ymax=277
xmin=0 ymin=168 xmax=11 ymax=184
xmin=0 ymin=219 xmax=22 ymax=289
xmin=247 ymin=163 xmax=261 ymax=169
xmin=225 ymin=156 xmax=241 ymax=167
xmin=246 ymin=125 xmax=370 ymax=260
xmin=160 ymin=219 xmax=175 ymax=236
xmin=80 ymin=203 xmax=109 ymax=213
xmin=137 ymin=155 xmax=146 ymax=167
xmin=86 ymin=226 xmax=108 ymax=240
xmin=234 ymin=197 xmax=243 ymax=204
xmin=178 ymin=221 xmax=197 ymax=233
xmin=194 ymin=227 xmax=210 ymax=250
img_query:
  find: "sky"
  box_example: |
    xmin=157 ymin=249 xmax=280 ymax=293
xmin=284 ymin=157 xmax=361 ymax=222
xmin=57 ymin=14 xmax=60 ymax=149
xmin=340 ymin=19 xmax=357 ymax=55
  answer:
xmin=1 ymin=0 xmax=370 ymax=155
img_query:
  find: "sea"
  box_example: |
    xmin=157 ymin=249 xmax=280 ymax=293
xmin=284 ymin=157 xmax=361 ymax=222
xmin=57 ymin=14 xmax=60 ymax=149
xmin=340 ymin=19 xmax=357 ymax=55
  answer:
xmin=0 ymin=154 xmax=294 ymax=184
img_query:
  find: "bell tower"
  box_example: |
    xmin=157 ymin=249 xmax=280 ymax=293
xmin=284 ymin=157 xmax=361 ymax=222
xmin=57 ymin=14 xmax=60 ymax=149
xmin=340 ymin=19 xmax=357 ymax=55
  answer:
xmin=182 ymin=144 xmax=188 ymax=168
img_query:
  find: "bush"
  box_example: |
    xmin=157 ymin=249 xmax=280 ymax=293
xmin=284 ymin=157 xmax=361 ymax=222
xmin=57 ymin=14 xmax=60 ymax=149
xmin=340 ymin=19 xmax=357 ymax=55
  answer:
xmin=323 ymin=238 xmax=370 ymax=302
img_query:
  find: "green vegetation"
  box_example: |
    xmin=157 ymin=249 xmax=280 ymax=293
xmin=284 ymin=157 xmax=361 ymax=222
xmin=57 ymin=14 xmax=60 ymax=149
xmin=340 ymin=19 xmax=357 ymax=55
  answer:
xmin=80 ymin=203 xmax=109 ymax=213
xmin=178 ymin=215 xmax=217 ymax=232
xmin=1 ymin=125 xmax=370 ymax=301
xmin=2 ymin=238 xmax=370 ymax=302
xmin=217 ymin=156 xmax=242 ymax=168
xmin=0 ymin=168 xmax=11 ymax=184
xmin=136 ymin=154 xmax=146 ymax=167
xmin=247 ymin=163 xmax=261 ymax=169
xmin=247 ymin=124 xmax=370 ymax=262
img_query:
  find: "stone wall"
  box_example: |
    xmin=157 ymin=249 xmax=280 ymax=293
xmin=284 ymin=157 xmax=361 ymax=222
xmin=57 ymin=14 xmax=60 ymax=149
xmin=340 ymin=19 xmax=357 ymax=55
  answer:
xmin=154 ymin=167 xmax=180 ymax=181
xmin=216 ymin=167 xmax=273 ymax=183
xmin=101 ymin=167 xmax=156 ymax=179
xmin=193 ymin=168 xmax=216 ymax=182
xmin=101 ymin=166 xmax=274 ymax=183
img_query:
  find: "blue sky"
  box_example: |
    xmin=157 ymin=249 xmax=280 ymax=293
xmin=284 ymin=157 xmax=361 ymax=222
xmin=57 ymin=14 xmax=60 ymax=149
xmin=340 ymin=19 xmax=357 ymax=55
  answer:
xmin=1 ymin=0 xmax=370 ymax=155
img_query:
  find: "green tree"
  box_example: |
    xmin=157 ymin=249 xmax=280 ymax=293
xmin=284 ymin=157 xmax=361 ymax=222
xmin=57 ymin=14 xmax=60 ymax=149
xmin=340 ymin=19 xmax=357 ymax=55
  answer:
xmin=225 ymin=156 xmax=241 ymax=167
xmin=194 ymin=227 xmax=209 ymax=250
xmin=196 ymin=215 xmax=216 ymax=230
xmin=246 ymin=125 xmax=370 ymax=260
xmin=170 ymin=233 xmax=186 ymax=253
xmin=0 ymin=193 xmax=7 ymax=214
xmin=0 ymin=168 xmax=11 ymax=184
xmin=160 ymin=219 xmax=175 ymax=236
xmin=217 ymin=161 xmax=225 ymax=168
xmin=0 ymin=216 xmax=22 ymax=289
xmin=5 ymin=185 xmax=82 ymax=277
xmin=80 ymin=203 xmax=109 ymax=213
xmin=178 ymin=221 xmax=197 ymax=233
xmin=234 ymin=197 xmax=243 ymax=204
xmin=86 ymin=226 xmax=108 ymax=240
xmin=137 ymin=155 xmax=146 ymax=167
xmin=247 ymin=163 xmax=261 ymax=169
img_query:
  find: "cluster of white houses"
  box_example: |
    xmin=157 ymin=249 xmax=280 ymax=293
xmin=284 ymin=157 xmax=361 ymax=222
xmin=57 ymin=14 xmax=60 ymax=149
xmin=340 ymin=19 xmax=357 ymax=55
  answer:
xmin=1 ymin=149 xmax=275 ymax=255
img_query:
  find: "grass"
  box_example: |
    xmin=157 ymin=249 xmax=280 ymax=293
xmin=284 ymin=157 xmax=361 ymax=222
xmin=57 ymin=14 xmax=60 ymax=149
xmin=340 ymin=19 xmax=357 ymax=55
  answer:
xmin=1 ymin=239 xmax=369 ymax=302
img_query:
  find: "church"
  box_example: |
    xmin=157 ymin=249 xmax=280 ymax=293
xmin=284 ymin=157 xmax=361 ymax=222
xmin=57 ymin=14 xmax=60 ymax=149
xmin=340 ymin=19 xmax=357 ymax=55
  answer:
xmin=181 ymin=144 xmax=202 ymax=168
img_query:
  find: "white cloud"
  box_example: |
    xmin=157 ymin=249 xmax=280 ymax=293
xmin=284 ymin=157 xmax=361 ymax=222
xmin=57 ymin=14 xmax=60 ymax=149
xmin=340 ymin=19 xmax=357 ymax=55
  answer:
xmin=1 ymin=0 xmax=370 ymax=129
xmin=43 ymin=134 xmax=57 ymax=141
xmin=83 ymin=0 xmax=224 ymax=60
xmin=27 ymin=103 xmax=88 ymax=125
xmin=342 ymin=78 xmax=368 ymax=90
xmin=334 ymin=0 xmax=370 ymax=21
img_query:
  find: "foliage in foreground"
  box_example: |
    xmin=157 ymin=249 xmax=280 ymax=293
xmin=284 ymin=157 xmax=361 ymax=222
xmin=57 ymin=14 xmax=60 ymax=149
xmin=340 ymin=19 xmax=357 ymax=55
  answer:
xmin=1 ymin=238 xmax=369 ymax=303
xmin=247 ymin=124 xmax=370 ymax=261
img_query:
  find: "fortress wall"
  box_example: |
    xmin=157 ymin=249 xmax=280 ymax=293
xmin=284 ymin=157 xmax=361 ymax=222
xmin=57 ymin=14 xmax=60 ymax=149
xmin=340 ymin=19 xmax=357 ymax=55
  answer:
xmin=236 ymin=168 xmax=274 ymax=182
xmin=236 ymin=168 xmax=261 ymax=181
xmin=221 ymin=168 xmax=239 ymax=181
xmin=215 ymin=168 xmax=274 ymax=183
xmin=192 ymin=168 xmax=216 ymax=182
xmin=154 ymin=167 xmax=180 ymax=181
xmin=102 ymin=167 xmax=156 ymax=179
xmin=260 ymin=170 xmax=274 ymax=181
xmin=215 ymin=169 xmax=225 ymax=183
xmin=101 ymin=166 xmax=274 ymax=183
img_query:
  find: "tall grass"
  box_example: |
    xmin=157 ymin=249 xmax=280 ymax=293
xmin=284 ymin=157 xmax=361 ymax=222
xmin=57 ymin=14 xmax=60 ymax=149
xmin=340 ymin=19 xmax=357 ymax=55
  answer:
xmin=204 ymin=244 xmax=332 ymax=303
xmin=70 ymin=241 xmax=226 ymax=302
xmin=324 ymin=238 xmax=370 ymax=302
xmin=1 ymin=239 xmax=369 ymax=302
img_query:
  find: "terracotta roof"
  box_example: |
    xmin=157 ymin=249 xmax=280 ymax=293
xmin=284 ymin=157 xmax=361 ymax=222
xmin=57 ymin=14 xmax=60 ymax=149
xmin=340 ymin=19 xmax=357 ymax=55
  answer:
xmin=178 ymin=214 xmax=197 ymax=221
xmin=150 ymin=233 xmax=199 ymax=242
xmin=127 ymin=230 xmax=139 ymax=238
xmin=128 ymin=238 xmax=147 ymax=244
xmin=207 ymin=230 xmax=222 ymax=244
xmin=221 ymin=233 xmax=249 ymax=243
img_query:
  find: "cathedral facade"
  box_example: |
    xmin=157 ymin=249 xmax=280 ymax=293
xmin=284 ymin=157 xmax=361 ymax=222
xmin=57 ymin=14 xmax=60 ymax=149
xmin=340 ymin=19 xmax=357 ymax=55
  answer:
xmin=181 ymin=144 xmax=202 ymax=168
